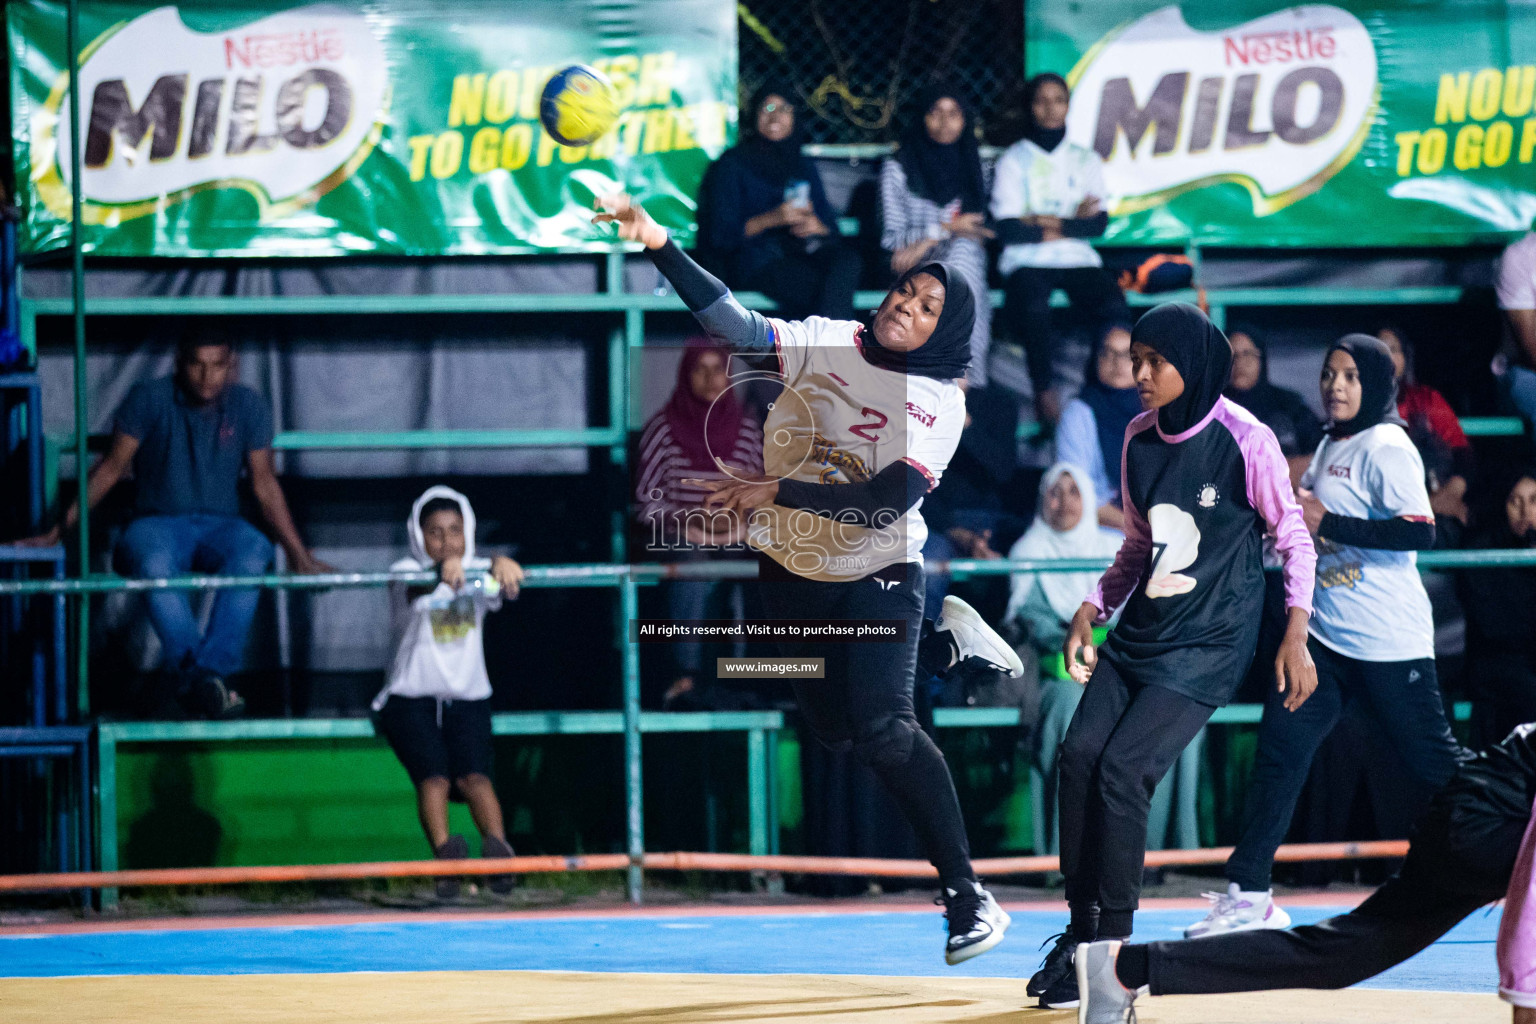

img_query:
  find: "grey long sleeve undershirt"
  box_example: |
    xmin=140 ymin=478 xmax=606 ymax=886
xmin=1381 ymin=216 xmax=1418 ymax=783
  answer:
xmin=647 ymin=238 xmax=775 ymax=353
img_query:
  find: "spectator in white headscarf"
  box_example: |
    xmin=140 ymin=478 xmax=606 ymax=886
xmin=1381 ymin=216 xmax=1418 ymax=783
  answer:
xmin=1004 ymin=463 xmax=1120 ymax=854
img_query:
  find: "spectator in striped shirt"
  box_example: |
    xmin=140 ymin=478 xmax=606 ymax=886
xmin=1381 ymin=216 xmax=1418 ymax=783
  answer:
xmin=635 ymin=341 xmax=763 ymax=706
xmin=880 ymin=84 xmax=994 ymax=387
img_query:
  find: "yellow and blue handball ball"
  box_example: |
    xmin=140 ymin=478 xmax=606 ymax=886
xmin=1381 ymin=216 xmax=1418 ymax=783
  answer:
xmin=540 ymin=64 xmax=621 ymax=147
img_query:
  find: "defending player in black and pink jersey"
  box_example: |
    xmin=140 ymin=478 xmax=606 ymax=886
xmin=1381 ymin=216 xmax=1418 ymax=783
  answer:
xmin=1030 ymin=302 xmax=1318 ymax=1010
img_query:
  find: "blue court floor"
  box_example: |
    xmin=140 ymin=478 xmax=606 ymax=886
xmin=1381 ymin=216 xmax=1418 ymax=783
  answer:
xmin=0 ymin=904 xmax=1502 ymax=993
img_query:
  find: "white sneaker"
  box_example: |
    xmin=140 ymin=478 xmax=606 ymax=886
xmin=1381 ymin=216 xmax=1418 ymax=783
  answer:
xmin=940 ymin=879 xmax=1012 ymax=965
xmin=1183 ymin=882 xmax=1292 ymax=939
xmin=1076 ymin=940 xmax=1146 ymax=1024
xmin=934 ymin=596 xmax=1024 ymax=678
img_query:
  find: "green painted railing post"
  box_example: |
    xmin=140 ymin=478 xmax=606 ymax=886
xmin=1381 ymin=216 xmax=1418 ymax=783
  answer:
xmin=747 ymin=728 xmax=767 ymax=857
xmin=96 ymin=727 xmax=118 ymax=910
xmin=608 ymin=323 xmax=628 ymax=562
xmin=18 ymin=292 xmax=35 ymax=364
xmin=766 ymin=728 xmax=779 ymax=856
xmin=66 ymin=0 xmax=90 ymax=720
xmin=620 ymin=575 xmax=644 ymax=903
xmin=607 ymin=250 xmax=632 ymax=563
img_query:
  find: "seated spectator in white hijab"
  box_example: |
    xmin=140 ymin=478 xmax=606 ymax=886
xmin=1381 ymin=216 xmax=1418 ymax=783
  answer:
xmin=1004 ymin=463 xmax=1120 ymax=853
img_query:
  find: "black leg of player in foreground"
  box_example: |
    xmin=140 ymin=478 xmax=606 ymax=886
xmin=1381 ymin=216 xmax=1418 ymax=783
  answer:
xmin=596 ymin=193 xmax=1021 ymax=964
xmin=1075 ymin=725 xmax=1536 ymax=1024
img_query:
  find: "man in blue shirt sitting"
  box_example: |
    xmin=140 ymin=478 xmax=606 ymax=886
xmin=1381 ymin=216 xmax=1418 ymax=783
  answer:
xmin=20 ymin=330 xmax=330 ymax=717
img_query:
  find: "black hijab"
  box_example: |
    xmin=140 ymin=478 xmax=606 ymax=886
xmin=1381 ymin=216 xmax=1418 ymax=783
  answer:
xmin=1376 ymin=322 xmax=1415 ymax=385
xmin=1131 ymin=302 xmax=1232 ymax=437
xmin=1023 ymin=73 xmax=1069 ymax=152
xmin=1079 ymin=325 xmax=1142 ymax=478
xmin=739 ymin=80 xmax=804 ymax=187
xmin=1224 ymin=330 xmax=1285 ymax=418
xmin=897 ymin=84 xmax=986 ymax=213
xmin=861 ymin=261 xmax=974 ymax=381
xmin=1224 ymin=330 xmax=1323 ymax=458
xmin=1324 ymin=334 xmax=1404 ymax=439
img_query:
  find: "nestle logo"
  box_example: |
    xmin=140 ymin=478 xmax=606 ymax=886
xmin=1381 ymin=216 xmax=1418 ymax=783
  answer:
xmin=1327 ymin=464 xmax=1351 ymax=479
xmin=905 ymin=401 xmax=935 ymax=428
xmin=225 ymin=29 xmax=345 ymax=69
xmin=1223 ymin=27 xmax=1336 ymax=67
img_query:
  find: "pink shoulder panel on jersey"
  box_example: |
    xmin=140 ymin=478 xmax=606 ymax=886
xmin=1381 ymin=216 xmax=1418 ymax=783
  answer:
xmin=1087 ymin=411 xmax=1157 ymax=619
xmin=1213 ymin=398 xmax=1316 ymax=615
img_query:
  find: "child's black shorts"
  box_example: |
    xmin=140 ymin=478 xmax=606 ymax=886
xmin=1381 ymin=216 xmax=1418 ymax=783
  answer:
xmin=378 ymin=695 xmax=494 ymax=785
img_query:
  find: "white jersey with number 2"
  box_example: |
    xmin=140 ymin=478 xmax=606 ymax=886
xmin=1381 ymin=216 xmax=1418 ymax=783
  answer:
xmin=746 ymin=315 xmax=966 ymax=582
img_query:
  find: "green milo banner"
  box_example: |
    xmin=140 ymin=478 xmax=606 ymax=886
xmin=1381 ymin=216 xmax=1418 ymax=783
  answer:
xmin=7 ymin=0 xmax=736 ymax=256
xmin=1027 ymin=1 xmax=1536 ymax=245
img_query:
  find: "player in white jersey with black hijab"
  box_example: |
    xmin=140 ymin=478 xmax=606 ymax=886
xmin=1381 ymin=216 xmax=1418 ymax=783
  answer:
xmin=596 ymin=193 xmax=1020 ymax=965
xmin=1186 ymin=333 xmax=1468 ymax=940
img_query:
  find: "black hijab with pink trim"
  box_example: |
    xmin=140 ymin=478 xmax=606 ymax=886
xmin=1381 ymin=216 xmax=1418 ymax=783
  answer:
xmin=1132 ymin=302 xmax=1232 ymax=436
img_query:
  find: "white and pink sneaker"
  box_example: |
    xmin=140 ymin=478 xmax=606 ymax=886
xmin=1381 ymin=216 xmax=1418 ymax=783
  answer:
xmin=1183 ymin=882 xmax=1292 ymax=939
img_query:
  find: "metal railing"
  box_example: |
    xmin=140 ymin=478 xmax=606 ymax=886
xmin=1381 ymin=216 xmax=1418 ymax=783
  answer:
xmin=13 ymin=23 xmax=1520 ymax=904
xmin=4 ymin=549 xmax=1531 ymax=904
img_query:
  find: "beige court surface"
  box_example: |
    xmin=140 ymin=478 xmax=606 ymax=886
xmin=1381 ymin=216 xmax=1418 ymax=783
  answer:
xmin=0 ymin=971 xmax=1505 ymax=1024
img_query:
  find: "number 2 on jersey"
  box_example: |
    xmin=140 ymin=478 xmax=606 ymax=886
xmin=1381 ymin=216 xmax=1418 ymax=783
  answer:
xmin=850 ymin=407 xmax=887 ymax=443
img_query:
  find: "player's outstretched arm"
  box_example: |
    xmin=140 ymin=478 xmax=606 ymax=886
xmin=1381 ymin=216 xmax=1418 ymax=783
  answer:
xmin=594 ymin=193 xmax=773 ymax=353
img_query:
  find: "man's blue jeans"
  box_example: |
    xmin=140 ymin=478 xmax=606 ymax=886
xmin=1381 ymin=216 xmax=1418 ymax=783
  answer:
xmin=116 ymin=514 xmax=273 ymax=677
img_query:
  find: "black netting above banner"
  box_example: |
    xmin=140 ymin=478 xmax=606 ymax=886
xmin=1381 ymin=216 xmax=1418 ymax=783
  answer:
xmin=738 ymin=0 xmax=1026 ymax=145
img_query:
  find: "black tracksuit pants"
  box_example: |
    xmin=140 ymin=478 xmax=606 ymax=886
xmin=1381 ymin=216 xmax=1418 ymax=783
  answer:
xmin=1225 ymin=637 xmax=1464 ymax=891
xmin=1058 ymin=657 xmax=1215 ymax=938
xmin=1002 ymin=265 xmax=1129 ymax=398
xmin=1147 ymin=797 xmax=1517 ymax=993
xmin=757 ymin=558 xmax=974 ymax=883
xmin=744 ymin=240 xmax=863 ymax=324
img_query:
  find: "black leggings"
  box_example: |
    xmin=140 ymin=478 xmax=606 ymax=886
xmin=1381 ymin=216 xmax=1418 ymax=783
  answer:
xmin=1057 ymin=657 xmax=1215 ymax=938
xmin=757 ymin=559 xmax=974 ymax=883
xmin=1145 ymin=799 xmax=1516 ymax=993
xmin=1225 ymin=638 xmax=1464 ymax=891
xmin=744 ymin=240 xmax=863 ymax=323
xmin=1002 ymin=265 xmax=1128 ymax=397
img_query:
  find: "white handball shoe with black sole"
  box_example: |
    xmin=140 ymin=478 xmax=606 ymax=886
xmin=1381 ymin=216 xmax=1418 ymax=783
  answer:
xmin=939 ymin=879 xmax=1012 ymax=965
xmin=1076 ymin=940 xmax=1147 ymax=1024
xmin=934 ymin=596 xmax=1024 ymax=678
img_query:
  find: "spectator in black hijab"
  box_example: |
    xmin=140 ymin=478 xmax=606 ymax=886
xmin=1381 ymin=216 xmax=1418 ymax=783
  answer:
xmin=1224 ymin=329 xmax=1323 ymax=487
xmin=696 ymin=81 xmax=861 ymax=321
xmin=880 ymin=83 xmax=994 ymax=385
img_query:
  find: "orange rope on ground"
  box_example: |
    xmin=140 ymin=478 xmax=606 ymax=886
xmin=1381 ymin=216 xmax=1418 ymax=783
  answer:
xmin=0 ymin=840 xmax=1411 ymax=894
xmin=648 ymin=840 xmax=1411 ymax=878
xmin=0 ymin=854 xmax=631 ymax=893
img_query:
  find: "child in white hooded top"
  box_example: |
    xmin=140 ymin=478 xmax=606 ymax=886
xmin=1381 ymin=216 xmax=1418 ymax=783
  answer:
xmin=374 ymin=485 xmax=525 ymax=897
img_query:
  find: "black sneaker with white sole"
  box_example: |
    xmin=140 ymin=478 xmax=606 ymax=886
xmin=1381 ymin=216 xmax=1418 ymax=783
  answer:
xmin=938 ymin=879 xmax=1011 ymax=965
xmin=1040 ymin=961 xmax=1080 ymax=1010
xmin=934 ymin=596 xmax=1024 ymax=678
xmin=1028 ymin=929 xmax=1081 ymax=998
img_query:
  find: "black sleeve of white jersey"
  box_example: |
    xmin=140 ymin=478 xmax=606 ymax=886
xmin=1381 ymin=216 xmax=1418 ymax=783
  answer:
xmin=774 ymin=461 xmax=930 ymax=527
xmin=1318 ymin=512 xmax=1435 ymax=551
xmin=647 ymin=239 xmax=775 ymax=355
